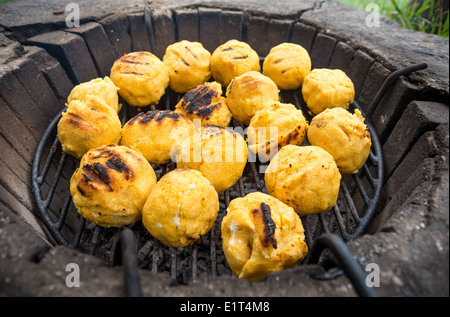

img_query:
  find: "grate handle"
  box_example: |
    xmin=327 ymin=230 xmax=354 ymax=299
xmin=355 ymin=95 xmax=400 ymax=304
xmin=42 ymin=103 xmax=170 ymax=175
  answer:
xmin=366 ymin=62 xmax=428 ymax=117
xmin=308 ymin=233 xmax=378 ymax=297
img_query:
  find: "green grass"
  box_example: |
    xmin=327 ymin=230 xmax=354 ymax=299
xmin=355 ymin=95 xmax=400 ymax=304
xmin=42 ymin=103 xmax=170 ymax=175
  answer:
xmin=331 ymin=0 xmax=449 ymax=37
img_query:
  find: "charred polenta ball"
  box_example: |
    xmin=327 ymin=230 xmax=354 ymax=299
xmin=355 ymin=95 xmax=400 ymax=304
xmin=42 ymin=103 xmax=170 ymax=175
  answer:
xmin=302 ymin=68 xmax=355 ymax=115
xmin=221 ymin=192 xmax=308 ymax=282
xmin=308 ymin=107 xmax=371 ymax=174
xmin=175 ymin=81 xmax=232 ymax=127
xmin=120 ymin=110 xmax=193 ymax=165
xmin=70 ymin=145 xmax=157 ymax=228
xmin=57 ymin=96 xmax=122 ymax=160
xmin=225 ymin=71 xmax=280 ymax=125
xmin=110 ymin=51 xmax=169 ymax=107
xmin=163 ymin=40 xmax=212 ymax=93
xmin=211 ymin=40 xmax=260 ymax=87
xmin=262 ymin=43 xmax=311 ymax=90
xmin=248 ymin=102 xmax=309 ymax=159
xmin=142 ymin=168 xmax=219 ymax=248
xmin=265 ymin=145 xmax=341 ymax=216
xmin=67 ymin=76 xmax=121 ymax=113
xmin=175 ymin=125 xmax=248 ymax=193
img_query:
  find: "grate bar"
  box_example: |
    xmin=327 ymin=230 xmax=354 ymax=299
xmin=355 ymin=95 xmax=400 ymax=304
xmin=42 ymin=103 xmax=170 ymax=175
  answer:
xmin=89 ymin=225 xmax=101 ymax=255
xmin=318 ymin=213 xmax=330 ymax=234
xmin=210 ymin=230 xmax=217 ymax=276
xmin=71 ymin=217 xmax=85 ymax=249
xmin=332 ymin=204 xmax=350 ymax=241
xmin=361 ymin=164 xmax=376 ymax=189
xmin=44 ymin=151 xmax=67 ymax=208
xmin=340 ymin=181 xmax=361 ymax=223
xmin=37 ymin=135 xmax=61 ymax=185
xmin=250 ymin=162 xmax=263 ymax=192
xmin=170 ymin=247 xmax=178 ymax=283
xmin=191 ymin=243 xmax=198 ymax=281
xmin=353 ymin=173 xmax=370 ymax=206
xmin=56 ymin=191 xmax=72 ymax=230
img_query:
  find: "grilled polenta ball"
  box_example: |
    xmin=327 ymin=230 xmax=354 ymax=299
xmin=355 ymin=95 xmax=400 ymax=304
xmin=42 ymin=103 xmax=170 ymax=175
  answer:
xmin=308 ymin=107 xmax=371 ymax=174
xmin=262 ymin=43 xmax=311 ymax=90
xmin=110 ymin=51 xmax=169 ymax=107
xmin=120 ymin=110 xmax=193 ymax=165
xmin=70 ymin=145 xmax=157 ymax=227
xmin=221 ymin=192 xmax=308 ymax=282
xmin=302 ymin=68 xmax=355 ymax=115
xmin=225 ymin=71 xmax=280 ymax=125
xmin=175 ymin=81 xmax=232 ymax=127
xmin=163 ymin=40 xmax=212 ymax=93
xmin=248 ymin=102 xmax=309 ymax=160
xmin=211 ymin=40 xmax=260 ymax=87
xmin=175 ymin=125 xmax=248 ymax=193
xmin=265 ymin=145 xmax=341 ymax=216
xmin=67 ymin=76 xmax=121 ymax=113
xmin=57 ymin=96 xmax=122 ymax=159
xmin=142 ymin=168 xmax=219 ymax=248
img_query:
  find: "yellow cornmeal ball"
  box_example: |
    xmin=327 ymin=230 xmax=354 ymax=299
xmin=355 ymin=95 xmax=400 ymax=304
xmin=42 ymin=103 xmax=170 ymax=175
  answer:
xmin=265 ymin=145 xmax=341 ymax=216
xmin=175 ymin=125 xmax=248 ymax=193
xmin=248 ymin=102 xmax=309 ymax=160
xmin=57 ymin=96 xmax=122 ymax=160
xmin=142 ymin=168 xmax=219 ymax=248
xmin=308 ymin=107 xmax=371 ymax=174
xmin=221 ymin=191 xmax=308 ymax=282
xmin=70 ymin=145 xmax=157 ymax=228
xmin=175 ymin=81 xmax=232 ymax=127
xmin=163 ymin=40 xmax=211 ymax=93
xmin=302 ymin=68 xmax=355 ymax=115
xmin=225 ymin=71 xmax=280 ymax=125
xmin=263 ymin=43 xmax=311 ymax=90
xmin=67 ymin=76 xmax=121 ymax=113
xmin=110 ymin=51 xmax=169 ymax=107
xmin=211 ymin=39 xmax=260 ymax=87
xmin=120 ymin=110 xmax=193 ymax=165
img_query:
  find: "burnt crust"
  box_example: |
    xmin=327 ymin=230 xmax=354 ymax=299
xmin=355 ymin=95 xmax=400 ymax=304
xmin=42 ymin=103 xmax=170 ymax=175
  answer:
xmin=126 ymin=110 xmax=184 ymax=126
xmin=251 ymin=202 xmax=278 ymax=249
xmin=180 ymin=84 xmax=223 ymax=119
xmin=77 ymin=146 xmax=138 ymax=195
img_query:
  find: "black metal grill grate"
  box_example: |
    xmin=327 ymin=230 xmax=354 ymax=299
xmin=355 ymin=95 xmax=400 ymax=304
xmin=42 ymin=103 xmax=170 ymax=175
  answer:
xmin=30 ymin=61 xmax=427 ymax=295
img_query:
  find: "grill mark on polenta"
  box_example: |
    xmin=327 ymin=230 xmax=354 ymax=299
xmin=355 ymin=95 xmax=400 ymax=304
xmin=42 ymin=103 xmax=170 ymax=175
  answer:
xmin=82 ymin=163 xmax=113 ymax=191
xmin=76 ymin=185 xmax=86 ymax=196
xmin=86 ymin=147 xmax=135 ymax=181
xmin=126 ymin=112 xmax=146 ymax=125
xmin=232 ymin=55 xmax=248 ymax=60
xmin=106 ymin=157 xmax=130 ymax=174
xmin=181 ymin=85 xmax=221 ymax=118
xmin=221 ymin=47 xmax=234 ymax=52
xmin=128 ymin=110 xmax=183 ymax=125
xmin=119 ymin=71 xmax=146 ymax=76
xmin=181 ymin=58 xmax=190 ymax=67
xmin=120 ymin=60 xmax=151 ymax=66
xmin=154 ymin=110 xmax=183 ymax=122
xmin=196 ymin=102 xmax=221 ymax=118
xmin=185 ymin=46 xmax=198 ymax=60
